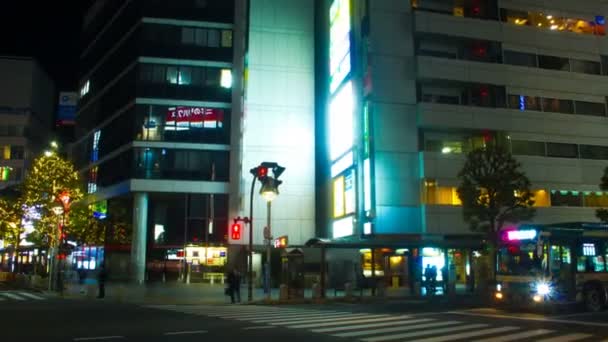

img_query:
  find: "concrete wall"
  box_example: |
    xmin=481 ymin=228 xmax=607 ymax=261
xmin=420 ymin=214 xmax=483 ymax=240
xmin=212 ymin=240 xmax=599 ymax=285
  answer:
xmin=235 ymin=0 xmax=316 ymax=246
xmin=369 ymin=0 xmax=422 ymax=234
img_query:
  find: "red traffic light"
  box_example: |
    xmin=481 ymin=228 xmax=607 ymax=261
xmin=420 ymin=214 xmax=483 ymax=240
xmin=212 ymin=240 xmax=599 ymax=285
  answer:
xmin=257 ymin=167 xmax=268 ymax=178
xmin=231 ymin=223 xmax=241 ymax=240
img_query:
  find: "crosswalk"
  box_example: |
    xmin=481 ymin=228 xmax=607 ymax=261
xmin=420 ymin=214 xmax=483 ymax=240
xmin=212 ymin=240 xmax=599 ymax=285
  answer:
xmin=0 ymin=291 xmax=46 ymax=301
xmin=146 ymin=304 xmax=598 ymax=341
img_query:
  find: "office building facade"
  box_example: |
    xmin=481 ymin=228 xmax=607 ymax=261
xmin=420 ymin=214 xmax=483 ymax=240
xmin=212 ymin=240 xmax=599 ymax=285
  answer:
xmin=73 ymin=0 xmax=316 ymax=284
xmin=320 ymin=0 xmax=608 ymax=288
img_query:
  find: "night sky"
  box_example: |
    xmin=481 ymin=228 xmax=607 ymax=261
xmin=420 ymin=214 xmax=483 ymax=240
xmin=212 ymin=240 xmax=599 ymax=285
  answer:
xmin=0 ymin=1 xmax=94 ymax=90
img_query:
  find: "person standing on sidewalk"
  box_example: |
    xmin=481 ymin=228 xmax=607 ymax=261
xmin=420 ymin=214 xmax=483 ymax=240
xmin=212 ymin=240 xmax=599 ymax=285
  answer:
xmin=227 ymin=269 xmax=241 ymax=303
xmin=97 ymin=265 xmax=107 ymax=299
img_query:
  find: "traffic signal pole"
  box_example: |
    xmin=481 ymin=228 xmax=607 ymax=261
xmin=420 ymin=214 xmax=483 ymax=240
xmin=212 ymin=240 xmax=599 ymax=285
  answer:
xmin=248 ymin=174 xmax=256 ymax=302
xmin=265 ymin=200 xmax=272 ymax=301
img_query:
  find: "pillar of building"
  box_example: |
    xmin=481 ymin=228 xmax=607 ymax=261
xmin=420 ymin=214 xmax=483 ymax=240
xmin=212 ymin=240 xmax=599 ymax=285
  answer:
xmin=130 ymin=192 xmax=148 ymax=284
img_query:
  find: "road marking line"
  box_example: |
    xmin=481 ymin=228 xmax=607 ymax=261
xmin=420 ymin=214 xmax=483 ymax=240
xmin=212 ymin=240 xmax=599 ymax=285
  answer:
xmin=243 ymin=326 xmax=277 ymax=330
xmin=16 ymin=292 xmax=45 ymax=300
xmin=1 ymin=292 xmax=25 ymax=300
xmin=287 ymin=315 xmax=410 ymax=329
xmin=332 ymin=320 xmax=461 ymax=338
xmin=215 ymin=310 xmax=339 ymax=319
xmin=73 ymin=336 xmax=124 ymax=341
xmin=233 ymin=312 xmax=348 ymax=321
xmin=275 ymin=313 xmax=390 ymax=325
xmin=266 ymin=313 xmax=372 ymax=324
xmin=163 ymin=330 xmax=207 ymax=335
xmin=313 ymin=318 xmax=434 ymax=333
xmin=446 ymin=310 xmax=608 ymax=328
xmin=360 ymin=323 xmax=489 ymax=342
xmin=535 ymin=333 xmax=593 ymax=342
xmin=409 ymin=326 xmax=520 ymax=342
xmin=473 ymin=329 xmax=554 ymax=342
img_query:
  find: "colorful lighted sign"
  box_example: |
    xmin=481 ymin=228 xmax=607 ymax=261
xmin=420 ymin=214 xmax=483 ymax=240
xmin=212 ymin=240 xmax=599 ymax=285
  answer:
xmin=506 ymin=229 xmax=537 ymax=241
xmin=329 ymin=0 xmax=351 ymax=94
xmin=329 ymin=81 xmax=354 ymax=160
xmin=166 ymin=107 xmax=224 ymax=128
xmin=333 ymin=216 xmax=353 ymax=238
xmin=273 ymin=235 xmax=288 ymax=248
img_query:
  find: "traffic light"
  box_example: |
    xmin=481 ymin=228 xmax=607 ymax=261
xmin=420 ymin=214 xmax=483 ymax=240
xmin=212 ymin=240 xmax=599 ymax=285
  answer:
xmin=231 ymin=223 xmax=241 ymax=240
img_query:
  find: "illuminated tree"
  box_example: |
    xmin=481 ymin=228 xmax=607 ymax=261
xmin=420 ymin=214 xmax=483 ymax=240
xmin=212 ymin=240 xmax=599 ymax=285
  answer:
xmin=0 ymin=193 xmax=26 ymax=272
xmin=22 ymin=152 xmax=83 ymax=246
xmin=597 ymin=166 xmax=608 ymax=222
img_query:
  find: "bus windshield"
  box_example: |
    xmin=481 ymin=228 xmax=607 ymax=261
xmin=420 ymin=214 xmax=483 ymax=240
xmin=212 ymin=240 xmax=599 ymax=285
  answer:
xmin=498 ymin=242 xmax=544 ymax=276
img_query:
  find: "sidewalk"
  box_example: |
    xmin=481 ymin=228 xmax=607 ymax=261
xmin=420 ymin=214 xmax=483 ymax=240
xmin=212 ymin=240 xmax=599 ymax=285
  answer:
xmin=49 ymin=281 xmax=487 ymax=306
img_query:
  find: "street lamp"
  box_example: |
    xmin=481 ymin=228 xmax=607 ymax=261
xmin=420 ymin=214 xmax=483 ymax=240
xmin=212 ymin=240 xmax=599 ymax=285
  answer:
xmin=49 ymin=191 xmax=71 ymax=292
xmin=260 ymin=178 xmax=279 ymax=301
xmin=249 ymin=162 xmax=284 ymax=301
xmin=49 ymin=202 xmax=63 ymax=291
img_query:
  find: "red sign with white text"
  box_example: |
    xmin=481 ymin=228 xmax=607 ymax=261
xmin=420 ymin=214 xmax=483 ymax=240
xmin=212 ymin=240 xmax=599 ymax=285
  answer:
xmin=166 ymin=107 xmax=224 ymax=127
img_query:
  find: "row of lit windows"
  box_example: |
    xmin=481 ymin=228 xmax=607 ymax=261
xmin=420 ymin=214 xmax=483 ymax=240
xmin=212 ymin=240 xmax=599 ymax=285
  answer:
xmin=423 ymin=181 xmax=608 ymax=208
xmin=411 ymin=1 xmax=606 ymax=37
xmin=139 ymin=64 xmax=232 ymax=88
xmin=501 ymin=8 xmax=605 ymax=36
xmin=424 ymin=135 xmax=608 ymax=161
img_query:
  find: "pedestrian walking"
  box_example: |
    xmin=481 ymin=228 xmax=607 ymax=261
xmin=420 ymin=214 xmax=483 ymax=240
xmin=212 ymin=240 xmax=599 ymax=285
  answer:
xmin=430 ymin=265 xmax=438 ymax=294
xmin=227 ymin=268 xmax=241 ymax=303
xmin=424 ymin=264 xmax=433 ymax=295
xmin=97 ymin=265 xmax=107 ymax=299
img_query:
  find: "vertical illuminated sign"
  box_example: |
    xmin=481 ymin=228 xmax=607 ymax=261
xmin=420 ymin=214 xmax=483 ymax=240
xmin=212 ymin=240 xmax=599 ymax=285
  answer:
xmin=329 ymin=0 xmax=351 ymax=94
xmin=329 ymin=82 xmax=354 ymax=160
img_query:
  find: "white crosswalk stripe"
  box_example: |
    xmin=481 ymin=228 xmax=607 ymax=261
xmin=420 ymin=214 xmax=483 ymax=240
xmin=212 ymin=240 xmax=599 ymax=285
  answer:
xmin=360 ymin=323 xmax=489 ymax=341
xmin=333 ymin=321 xmax=465 ymax=338
xmin=473 ymin=329 xmax=554 ymax=342
xmin=0 ymin=291 xmax=46 ymax=301
xmin=312 ymin=318 xmax=434 ymax=333
xmin=408 ymin=326 xmax=520 ymax=342
xmin=15 ymin=292 xmax=45 ymax=300
xmin=144 ymin=305 xmax=602 ymax=342
xmin=536 ymin=333 xmax=593 ymax=342
xmin=0 ymin=292 xmax=26 ymax=300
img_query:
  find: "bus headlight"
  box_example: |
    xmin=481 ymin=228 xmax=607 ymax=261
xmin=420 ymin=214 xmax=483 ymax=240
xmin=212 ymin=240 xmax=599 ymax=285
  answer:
xmin=536 ymin=282 xmax=551 ymax=296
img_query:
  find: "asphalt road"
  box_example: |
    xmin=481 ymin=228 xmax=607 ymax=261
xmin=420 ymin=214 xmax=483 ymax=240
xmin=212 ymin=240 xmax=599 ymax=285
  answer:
xmin=1 ymin=293 xmax=608 ymax=342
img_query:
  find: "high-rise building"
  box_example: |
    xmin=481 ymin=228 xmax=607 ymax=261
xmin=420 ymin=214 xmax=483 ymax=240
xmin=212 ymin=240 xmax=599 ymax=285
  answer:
xmin=319 ymin=0 xmax=608 ymax=287
xmin=0 ymin=56 xmax=55 ymax=191
xmin=73 ymin=0 xmax=316 ymax=284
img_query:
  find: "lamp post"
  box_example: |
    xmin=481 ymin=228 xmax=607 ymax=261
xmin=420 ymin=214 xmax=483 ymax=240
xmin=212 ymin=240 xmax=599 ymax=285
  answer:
xmin=260 ymin=178 xmax=278 ymax=301
xmin=49 ymin=190 xmax=71 ymax=291
xmin=49 ymin=203 xmax=63 ymax=291
xmin=250 ymin=162 xmax=284 ymax=301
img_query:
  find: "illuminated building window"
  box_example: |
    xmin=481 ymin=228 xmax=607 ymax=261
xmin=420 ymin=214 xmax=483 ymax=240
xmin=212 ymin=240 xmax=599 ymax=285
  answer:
xmin=0 ymin=166 xmax=12 ymax=181
xmin=2 ymin=146 xmax=9 ymax=160
xmin=500 ymin=9 xmax=605 ymax=36
xmin=220 ymin=69 xmax=232 ymax=88
xmin=422 ymin=180 xmax=461 ymax=206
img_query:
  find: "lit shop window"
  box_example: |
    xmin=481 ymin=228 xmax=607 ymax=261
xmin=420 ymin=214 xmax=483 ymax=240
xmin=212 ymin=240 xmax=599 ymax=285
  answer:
xmin=501 ymin=9 xmax=606 ymax=36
